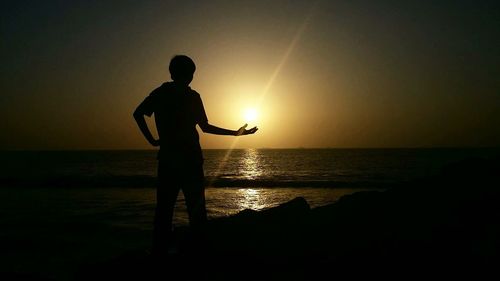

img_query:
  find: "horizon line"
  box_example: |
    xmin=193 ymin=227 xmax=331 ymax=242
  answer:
xmin=1 ymin=146 xmax=499 ymax=152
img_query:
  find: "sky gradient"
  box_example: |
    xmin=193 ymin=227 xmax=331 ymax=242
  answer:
xmin=2 ymin=0 xmax=499 ymax=149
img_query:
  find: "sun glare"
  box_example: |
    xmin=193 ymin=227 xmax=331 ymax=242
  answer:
xmin=243 ymin=108 xmax=258 ymax=123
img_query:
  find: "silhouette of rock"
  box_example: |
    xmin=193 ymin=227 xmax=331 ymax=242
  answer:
xmin=77 ymin=157 xmax=500 ymax=280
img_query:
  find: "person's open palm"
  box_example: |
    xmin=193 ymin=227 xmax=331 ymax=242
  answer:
xmin=236 ymin=124 xmax=258 ymax=136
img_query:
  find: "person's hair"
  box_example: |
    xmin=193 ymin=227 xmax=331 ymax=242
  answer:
xmin=169 ymin=55 xmax=196 ymax=77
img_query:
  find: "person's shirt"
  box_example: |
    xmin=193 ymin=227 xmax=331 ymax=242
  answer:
xmin=137 ymin=81 xmax=208 ymax=162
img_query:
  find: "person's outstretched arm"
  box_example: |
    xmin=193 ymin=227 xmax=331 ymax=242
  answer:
xmin=133 ymin=106 xmax=160 ymax=146
xmin=199 ymin=122 xmax=258 ymax=136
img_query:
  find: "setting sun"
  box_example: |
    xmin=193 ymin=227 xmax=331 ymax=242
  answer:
xmin=243 ymin=108 xmax=258 ymax=123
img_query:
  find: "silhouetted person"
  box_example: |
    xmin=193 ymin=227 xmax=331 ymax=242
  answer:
xmin=133 ymin=55 xmax=258 ymax=255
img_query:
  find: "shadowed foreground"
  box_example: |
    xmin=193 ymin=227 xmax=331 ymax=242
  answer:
xmin=75 ymin=157 xmax=499 ymax=280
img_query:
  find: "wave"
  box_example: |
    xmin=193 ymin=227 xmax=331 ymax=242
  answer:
xmin=0 ymin=175 xmax=392 ymax=189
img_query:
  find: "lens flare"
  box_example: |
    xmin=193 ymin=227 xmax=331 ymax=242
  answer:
xmin=207 ymin=2 xmax=318 ymax=187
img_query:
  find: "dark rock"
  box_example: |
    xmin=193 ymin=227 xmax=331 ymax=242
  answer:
xmin=77 ymin=157 xmax=500 ymax=280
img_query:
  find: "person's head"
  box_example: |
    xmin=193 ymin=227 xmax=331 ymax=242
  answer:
xmin=169 ymin=55 xmax=196 ymax=86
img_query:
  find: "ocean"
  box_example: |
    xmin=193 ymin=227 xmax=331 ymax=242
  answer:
xmin=0 ymin=148 xmax=498 ymax=279
xmin=3 ymin=148 xmax=497 ymax=187
xmin=1 ymin=148 xmax=498 ymax=223
xmin=1 ymin=147 xmax=498 ymax=214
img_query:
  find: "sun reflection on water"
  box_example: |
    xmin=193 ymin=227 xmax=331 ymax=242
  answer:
xmin=240 ymin=148 xmax=262 ymax=180
xmin=237 ymin=188 xmax=267 ymax=210
xmin=236 ymin=149 xmax=266 ymax=210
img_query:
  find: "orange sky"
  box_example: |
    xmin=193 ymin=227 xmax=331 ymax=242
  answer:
xmin=1 ymin=1 xmax=499 ymax=149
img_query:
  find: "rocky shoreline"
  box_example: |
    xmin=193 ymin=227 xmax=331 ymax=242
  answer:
xmin=76 ymin=157 xmax=499 ymax=280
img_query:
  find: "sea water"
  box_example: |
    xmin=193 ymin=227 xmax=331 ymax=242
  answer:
xmin=3 ymin=148 xmax=496 ymax=186
xmin=1 ymin=148 xmax=497 ymax=225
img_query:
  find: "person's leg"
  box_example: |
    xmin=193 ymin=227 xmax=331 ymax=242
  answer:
xmin=182 ymin=164 xmax=207 ymax=230
xmin=152 ymin=161 xmax=180 ymax=254
xmin=181 ymin=164 xmax=207 ymax=257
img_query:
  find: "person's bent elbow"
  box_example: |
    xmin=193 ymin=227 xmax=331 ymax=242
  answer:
xmin=198 ymin=121 xmax=210 ymax=133
xmin=133 ymin=109 xmax=143 ymax=120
